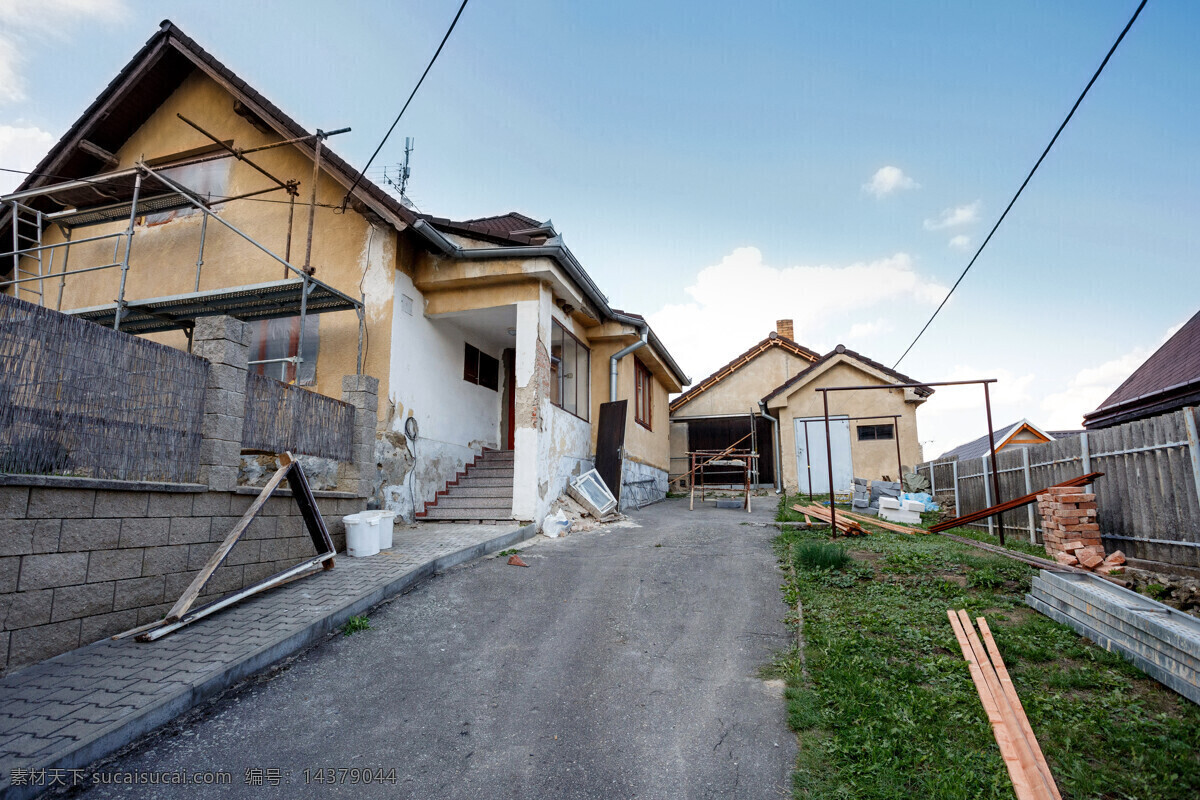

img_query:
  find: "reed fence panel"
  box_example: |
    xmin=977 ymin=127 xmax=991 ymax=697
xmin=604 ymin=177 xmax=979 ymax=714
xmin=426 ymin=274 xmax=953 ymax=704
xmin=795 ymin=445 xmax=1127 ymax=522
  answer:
xmin=241 ymin=372 xmax=354 ymax=461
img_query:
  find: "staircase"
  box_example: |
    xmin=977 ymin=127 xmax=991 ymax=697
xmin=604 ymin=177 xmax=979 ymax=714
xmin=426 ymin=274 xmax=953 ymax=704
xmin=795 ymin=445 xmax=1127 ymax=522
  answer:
xmin=415 ymin=449 xmax=514 ymax=522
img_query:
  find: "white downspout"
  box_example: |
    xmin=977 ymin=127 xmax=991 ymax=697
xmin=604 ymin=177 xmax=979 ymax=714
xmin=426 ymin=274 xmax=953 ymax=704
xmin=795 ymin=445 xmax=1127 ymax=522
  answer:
xmin=610 ymin=322 xmax=648 ymax=402
xmin=759 ymin=399 xmax=783 ymax=494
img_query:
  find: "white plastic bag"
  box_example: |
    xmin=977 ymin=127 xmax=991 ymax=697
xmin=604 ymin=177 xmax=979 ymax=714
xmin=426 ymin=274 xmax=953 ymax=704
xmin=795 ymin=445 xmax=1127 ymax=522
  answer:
xmin=542 ymin=509 xmax=572 ymax=538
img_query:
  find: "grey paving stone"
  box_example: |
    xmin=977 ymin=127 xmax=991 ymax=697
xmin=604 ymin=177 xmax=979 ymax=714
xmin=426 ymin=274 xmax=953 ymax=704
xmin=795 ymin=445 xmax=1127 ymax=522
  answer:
xmin=0 ymin=488 xmax=29 ymax=520
xmin=50 ymin=583 xmax=116 ymax=623
xmin=17 ymin=553 xmax=88 ymax=591
xmin=59 ymin=519 xmax=121 ymax=553
xmin=147 ymin=493 xmax=196 ymax=518
xmin=26 ymin=489 xmax=94 ymax=520
xmin=140 ymin=545 xmax=188 ymax=577
xmin=0 ymin=558 xmax=18 ymax=594
xmin=0 ymin=521 xmax=34 ymax=557
xmin=30 ymin=520 xmax=61 ymax=554
xmin=167 ymin=517 xmax=211 ymax=545
xmin=117 ymin=518 xmax=168 ymax=548
xmin=85 ymin=549 xmax=144 ymax=583
xmin=92 ymin=492 xmax=150 ymax=519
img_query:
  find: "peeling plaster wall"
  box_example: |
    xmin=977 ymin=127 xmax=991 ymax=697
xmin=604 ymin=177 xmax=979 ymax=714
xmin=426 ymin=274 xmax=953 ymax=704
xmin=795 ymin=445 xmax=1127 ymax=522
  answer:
xmin=536 ymin=401 xmax=594 ymax=524
xmin=383 ymin=269 xmax=503 ymax=520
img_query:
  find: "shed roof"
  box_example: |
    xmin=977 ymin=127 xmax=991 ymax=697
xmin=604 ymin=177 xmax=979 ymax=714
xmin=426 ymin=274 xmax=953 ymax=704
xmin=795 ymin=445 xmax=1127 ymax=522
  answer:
xmin=760 ymin=344 xmax=933 ymax=406
xmin=669 ymin=332 xmax=820 ymax=413
xmin=935 ymin=419 xmax=1062 ymax=461
xmin=1083 ymin=308 xmax=1200 ymax=429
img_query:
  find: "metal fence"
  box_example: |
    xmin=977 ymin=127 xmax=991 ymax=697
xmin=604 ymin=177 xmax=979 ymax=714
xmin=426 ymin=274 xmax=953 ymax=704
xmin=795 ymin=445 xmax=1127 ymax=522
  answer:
xmin=0 ymin=293 xmax=209 ymax=482
xmin=241 ymin=371 xmax=354 ymax=461
xmin=916 ymin=407 xmax=1200 ymax=570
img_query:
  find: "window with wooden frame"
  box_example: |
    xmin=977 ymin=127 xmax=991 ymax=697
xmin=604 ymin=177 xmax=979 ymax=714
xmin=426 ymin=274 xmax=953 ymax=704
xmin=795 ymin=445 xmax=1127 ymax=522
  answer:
xmin=464 ymin=343 xmax=500 ymax=391
xmin=857 ymin=423 xmax=894 ymax=441
xmin=634 ymin=359 xmax=652 ymax=430
xmin=550 ymin=320 xmax=589 ymax=421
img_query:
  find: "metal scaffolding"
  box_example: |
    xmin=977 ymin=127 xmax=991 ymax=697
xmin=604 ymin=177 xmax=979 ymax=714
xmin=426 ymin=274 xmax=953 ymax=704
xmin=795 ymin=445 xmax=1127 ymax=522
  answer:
xmin=0 ymin=119 xmax=366 ymax=374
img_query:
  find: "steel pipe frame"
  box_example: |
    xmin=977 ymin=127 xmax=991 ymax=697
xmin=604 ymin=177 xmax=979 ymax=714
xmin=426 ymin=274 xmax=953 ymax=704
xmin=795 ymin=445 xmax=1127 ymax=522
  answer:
xmin=816 ymin=379 xmax=1003 ymax=541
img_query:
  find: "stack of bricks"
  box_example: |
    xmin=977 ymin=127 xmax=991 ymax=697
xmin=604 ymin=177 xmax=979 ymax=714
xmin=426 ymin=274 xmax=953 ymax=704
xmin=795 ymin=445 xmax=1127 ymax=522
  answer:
xmin=1037 ymin=486 xmax=1125 ymax=575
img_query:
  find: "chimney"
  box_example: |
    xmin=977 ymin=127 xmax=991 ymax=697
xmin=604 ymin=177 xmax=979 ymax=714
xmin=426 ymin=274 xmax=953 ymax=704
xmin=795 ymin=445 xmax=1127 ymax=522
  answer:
xmin=775 ymin=319 xmax=794 ymax=340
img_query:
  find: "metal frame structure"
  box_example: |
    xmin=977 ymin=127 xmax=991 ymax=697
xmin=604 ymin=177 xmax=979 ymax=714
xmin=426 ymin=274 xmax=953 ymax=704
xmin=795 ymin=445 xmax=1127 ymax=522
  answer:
xmin=0 ymin=119 xmax=366 ymax=374
xmin=815 ymin=379 xmax=1005 ymax=542
xmin=688 ymin=449 xmax=759 ymax=513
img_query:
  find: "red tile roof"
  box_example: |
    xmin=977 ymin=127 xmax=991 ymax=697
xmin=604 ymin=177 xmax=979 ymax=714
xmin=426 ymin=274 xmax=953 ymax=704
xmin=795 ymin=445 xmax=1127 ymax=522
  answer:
xmin=760 ymin=344 xmax=933 ymax=405
xmin=669 ymin=333 xmax=820 ymax=413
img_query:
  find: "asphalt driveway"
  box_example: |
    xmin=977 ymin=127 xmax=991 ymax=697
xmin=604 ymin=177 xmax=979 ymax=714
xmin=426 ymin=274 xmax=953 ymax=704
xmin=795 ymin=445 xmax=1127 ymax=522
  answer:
xmin=63 ymin=497 xmax=795 ymax=799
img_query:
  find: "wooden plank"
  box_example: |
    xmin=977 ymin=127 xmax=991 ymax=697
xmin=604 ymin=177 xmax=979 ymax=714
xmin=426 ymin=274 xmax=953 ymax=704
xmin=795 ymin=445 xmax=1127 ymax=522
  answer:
xmin=165 ymin=462 xmax=293 ymax=621
xmin=285 ymin=456 xmax=336 ymax=562
xmin=977 ymin=617 xmax=1062 ymax=800
xmin=947 ymin=611 xmax=1040 ymax=800
xmin=955 ymin=610 xmax=1054 ymax=800
xmin=929 ymin=472 xmax=1103 ymax=533
xmin=840 ymin=509 xmax=925 ymax=535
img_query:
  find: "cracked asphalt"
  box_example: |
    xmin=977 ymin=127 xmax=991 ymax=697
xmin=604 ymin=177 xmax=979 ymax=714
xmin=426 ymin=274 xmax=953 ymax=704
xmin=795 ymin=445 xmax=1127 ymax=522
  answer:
xmin=65 ymin=497 xmax=796 ymax=799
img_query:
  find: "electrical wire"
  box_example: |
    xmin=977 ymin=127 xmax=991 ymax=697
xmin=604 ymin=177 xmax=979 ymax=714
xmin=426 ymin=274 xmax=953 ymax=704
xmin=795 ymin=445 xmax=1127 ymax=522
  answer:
xmin=340 ymin=0 xmax=470 ymax=209
xmin=892 ymin=0 xmax=1148 ymax=369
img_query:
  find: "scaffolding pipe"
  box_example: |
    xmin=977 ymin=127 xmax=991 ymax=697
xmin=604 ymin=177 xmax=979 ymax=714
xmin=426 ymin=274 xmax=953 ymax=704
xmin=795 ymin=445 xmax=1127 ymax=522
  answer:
xmin=55 ymin=226 xmax=70 ymax=310
xmin=303 ymin=134 xmax=323 ymax=274
xmin=113 ymin=172 xmax=142 ymax=331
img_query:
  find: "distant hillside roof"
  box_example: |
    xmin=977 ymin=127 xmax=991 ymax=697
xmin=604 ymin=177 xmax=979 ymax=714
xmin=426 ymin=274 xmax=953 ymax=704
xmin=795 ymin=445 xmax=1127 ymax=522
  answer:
xmin=1084 ymin=309 xmax=1200 ymax=429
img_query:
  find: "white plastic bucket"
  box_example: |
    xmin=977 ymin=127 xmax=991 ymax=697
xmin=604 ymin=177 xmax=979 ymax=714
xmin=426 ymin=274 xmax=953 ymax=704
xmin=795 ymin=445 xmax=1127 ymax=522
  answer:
xmin=364 ymin=509 xmax=398 ymax=549
xmin=343 ymin=512 xmax=380 ymax=557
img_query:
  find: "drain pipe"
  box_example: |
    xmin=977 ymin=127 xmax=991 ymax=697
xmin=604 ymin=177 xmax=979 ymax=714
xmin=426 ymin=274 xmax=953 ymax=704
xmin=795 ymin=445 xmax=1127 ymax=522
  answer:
xmin=610 ymin=317 xmax=648 ymax=401
xmin=758 ymin=400 xmax=783 ymax=494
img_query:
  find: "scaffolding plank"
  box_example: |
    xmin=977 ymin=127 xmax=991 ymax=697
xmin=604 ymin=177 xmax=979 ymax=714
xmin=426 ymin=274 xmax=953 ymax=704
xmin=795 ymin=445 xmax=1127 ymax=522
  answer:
xmin=67 ymin=277 xmax=361 ymax=333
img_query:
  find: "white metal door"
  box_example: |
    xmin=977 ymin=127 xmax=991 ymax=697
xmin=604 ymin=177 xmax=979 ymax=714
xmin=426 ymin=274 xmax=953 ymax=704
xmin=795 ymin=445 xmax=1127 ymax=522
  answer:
xmin=794 ymin=416 xmax=851 ymax=494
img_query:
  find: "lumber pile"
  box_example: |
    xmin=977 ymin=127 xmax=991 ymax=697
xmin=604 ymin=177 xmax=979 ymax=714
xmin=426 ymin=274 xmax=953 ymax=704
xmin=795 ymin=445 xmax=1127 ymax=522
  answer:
xmin=947 ymin=610 xmax=1061 ymax=800
xmin=1036 ymin=488 xmax=1125 ymax=575
xmin=792 ymin=504 xmax=868 ymax=536
xmin=839 ymin=508 xmax=928 ymax=535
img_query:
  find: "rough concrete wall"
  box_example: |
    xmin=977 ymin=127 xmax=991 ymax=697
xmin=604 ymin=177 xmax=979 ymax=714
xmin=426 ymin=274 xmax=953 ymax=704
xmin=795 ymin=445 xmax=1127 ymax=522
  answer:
xmin=620 ymin=458 xmax=668 ymax=510
xmin=535 ymin=403 xmax=594 ymax=524
xmin=35 ymin=69 xmax=395 ymax=415
xmin=773 ymin=360 xmax=923 ymax=492
xmin=0 ymin=485 xmax=363 ymax=674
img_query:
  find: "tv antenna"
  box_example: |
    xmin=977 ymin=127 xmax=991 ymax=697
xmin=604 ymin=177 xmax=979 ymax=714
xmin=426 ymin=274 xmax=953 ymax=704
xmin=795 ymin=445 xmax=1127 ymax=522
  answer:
xmin=381 ymin=138 xmax=414 ymax=199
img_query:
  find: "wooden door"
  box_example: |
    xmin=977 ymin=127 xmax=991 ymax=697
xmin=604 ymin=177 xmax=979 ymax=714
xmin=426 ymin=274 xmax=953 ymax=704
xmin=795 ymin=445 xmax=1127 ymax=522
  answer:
xmin=596 ymin=400 xmax=627 ymax=501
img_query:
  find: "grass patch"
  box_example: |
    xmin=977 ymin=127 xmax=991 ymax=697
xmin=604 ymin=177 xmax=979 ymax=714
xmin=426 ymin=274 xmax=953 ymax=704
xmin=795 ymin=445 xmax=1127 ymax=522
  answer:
xmin=772 ymin=524 xmax=1200 ymax=799
xmin=341 ymin=615 xmax=371 ymax=636
xmin=793 ymin=541 xmax=852 ymax=571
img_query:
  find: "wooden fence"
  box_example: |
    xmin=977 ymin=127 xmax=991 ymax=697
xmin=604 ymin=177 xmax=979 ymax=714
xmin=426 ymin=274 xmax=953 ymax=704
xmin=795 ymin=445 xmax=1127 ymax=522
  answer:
xmin=916 ymin=407 xmax=1200 ymax=571
xmin=0 ymin=293 xmax=209 ymax=483
xmin=241 ymin=372 xmax=354 ymax=461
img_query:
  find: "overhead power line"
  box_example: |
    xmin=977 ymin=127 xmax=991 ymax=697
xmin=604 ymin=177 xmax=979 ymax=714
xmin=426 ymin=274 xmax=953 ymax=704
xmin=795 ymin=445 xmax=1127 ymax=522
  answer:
xmin=892 ymin=0 xmax=1149 ymax=370
xmin=340 ymin=0 xmax=470 ymax=209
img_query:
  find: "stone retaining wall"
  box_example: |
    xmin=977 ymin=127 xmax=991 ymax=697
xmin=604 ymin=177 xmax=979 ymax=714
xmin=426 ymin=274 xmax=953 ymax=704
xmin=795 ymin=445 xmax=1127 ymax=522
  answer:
xmin=0 ymin=484 xmax=364 ymax=673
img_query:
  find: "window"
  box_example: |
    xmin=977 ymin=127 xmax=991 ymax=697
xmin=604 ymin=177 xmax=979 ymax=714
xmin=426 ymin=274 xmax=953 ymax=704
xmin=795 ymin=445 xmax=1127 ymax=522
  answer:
xmin=634 ymin=359 xmax=652 ymax=429
xmin=550 ymin=320 xmax=589 ymax=420
xmin=248 ymin=315 xmax=319 ymax=385
xmin=857 ymin=424 xmax=894 ymax=441
xmin=144 ymin=159 xmax=231 ymax=225
xmin=464 ymin=343 xmax=499 ymax=391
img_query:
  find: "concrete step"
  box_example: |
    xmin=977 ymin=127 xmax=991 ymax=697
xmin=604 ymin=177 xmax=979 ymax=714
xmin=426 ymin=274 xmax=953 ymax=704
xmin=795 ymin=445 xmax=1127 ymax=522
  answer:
xmin=419 ymin=506 xmax=512 ymax=521
xmin=467 ymin=466 xmax=514 ymax=479
xmin=454 ymin=476 xmax=514 ymax=488
xmin=435 ymin=495 xmax=512 ymax=510
xmin=442 ymin=486 xmax=513 ymax=498
xmin=480 ymin=450 xmax=514 ymax=463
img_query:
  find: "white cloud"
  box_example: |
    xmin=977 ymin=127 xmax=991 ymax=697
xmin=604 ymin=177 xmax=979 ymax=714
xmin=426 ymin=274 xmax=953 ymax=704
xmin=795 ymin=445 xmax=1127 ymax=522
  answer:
xmin=847 ymin=320 xmax=890 ymax=340
xmin=924 ymin=201 xmax=980 ymax=231
xmin=0 ymin=125 xmax=56 ymax=193
xmin=0 ymin=0 xmax=127 ymax=104
xmin=863 ymin=166 xmax=918 ymax=199
xmin=649 ymin=246 xmax=947 ymax=388
xmin=917 ymin=366 xmax=1036 ymax=459
xmin=948 ymin=234 xmax=971 ymax=251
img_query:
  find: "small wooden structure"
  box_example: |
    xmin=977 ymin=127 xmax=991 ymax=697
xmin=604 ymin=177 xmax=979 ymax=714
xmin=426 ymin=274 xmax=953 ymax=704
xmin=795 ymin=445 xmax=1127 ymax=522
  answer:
xmin=688 ymin=449 xmax=760 ymax=512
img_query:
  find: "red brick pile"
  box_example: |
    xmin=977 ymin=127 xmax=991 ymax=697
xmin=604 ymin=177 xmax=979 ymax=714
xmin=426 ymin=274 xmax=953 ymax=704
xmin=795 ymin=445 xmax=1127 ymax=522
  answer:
xmin=1037 ymin=486 xmax=1125 ymax=575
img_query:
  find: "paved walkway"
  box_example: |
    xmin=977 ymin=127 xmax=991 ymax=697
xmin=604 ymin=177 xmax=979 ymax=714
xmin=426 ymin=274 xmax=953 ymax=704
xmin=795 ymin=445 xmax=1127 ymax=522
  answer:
xmin=0 ymin=521 xmax=535 ymax=800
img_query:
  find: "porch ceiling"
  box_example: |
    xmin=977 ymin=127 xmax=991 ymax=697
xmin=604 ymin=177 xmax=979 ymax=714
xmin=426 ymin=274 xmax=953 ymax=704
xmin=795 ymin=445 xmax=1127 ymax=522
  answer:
xmin=435 ymin=305 xmax=517 ymax=354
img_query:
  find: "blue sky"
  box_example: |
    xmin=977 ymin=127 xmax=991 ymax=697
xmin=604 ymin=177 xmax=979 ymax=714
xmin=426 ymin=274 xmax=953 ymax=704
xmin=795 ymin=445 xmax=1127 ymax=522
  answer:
xmin=2 ymin=0 xmax=1197 ymax=457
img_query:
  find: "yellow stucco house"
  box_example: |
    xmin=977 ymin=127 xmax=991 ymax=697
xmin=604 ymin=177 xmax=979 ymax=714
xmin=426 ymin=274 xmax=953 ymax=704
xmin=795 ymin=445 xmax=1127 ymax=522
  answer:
xmin=670 ymin=321 xmax=931 ymax=495
xmin=0 ymin=21 xmax=687 ymax=524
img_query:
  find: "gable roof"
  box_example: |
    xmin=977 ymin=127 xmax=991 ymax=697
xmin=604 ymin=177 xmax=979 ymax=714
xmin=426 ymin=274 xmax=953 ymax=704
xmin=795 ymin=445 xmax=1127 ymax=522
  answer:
xmin=415 ymin=211 xmax=556 ymax=247
xmin=760 ymin=344 xmax=933 ymax=406
xmin=935 ymin=419 xmax=1058 ymax=461
xmin=2 ymin=18 xmax=418 ymax=272
xmin=1084 ymin=308 xmax=1200 ymax=429
xmin=669 ymin=332 xmax=820 ymax=413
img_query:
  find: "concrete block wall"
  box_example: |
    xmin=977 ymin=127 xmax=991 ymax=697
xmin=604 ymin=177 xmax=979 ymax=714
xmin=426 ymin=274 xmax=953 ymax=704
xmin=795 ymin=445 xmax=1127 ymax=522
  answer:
xmin=0 ymin=485 xmax=363 ymax=674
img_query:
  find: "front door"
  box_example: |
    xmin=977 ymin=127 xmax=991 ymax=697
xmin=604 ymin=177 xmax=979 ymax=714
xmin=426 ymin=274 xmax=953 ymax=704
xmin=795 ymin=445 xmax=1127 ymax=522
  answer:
xmin=794 ymin=416 xmax=851 ymax=495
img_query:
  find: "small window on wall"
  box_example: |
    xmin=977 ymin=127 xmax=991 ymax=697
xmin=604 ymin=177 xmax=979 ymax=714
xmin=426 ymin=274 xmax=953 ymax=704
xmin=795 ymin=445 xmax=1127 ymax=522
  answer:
xmin=857 ymin=424 xmax=894 ymax=441
xmin=249 ymin=315 xmax=319 ymax=385
xmin=634 ymin=359 xmax=652 ymax=430
xmin=464 ymin=343 xmax=500 ymax=391
xmin=550 ymin=320 xmax=589 ymax=421
xmin=144 ymin=159 xmax=231 ymax=225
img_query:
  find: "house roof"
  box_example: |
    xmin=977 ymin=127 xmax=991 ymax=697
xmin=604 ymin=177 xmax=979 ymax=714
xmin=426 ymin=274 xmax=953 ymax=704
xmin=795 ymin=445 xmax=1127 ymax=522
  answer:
xmin=1084 ymin=308 xmax=1200 ymax=428
xmin=935 ymin=419 xmax=1059 ymax=461
xmin=760 ymin=344 xmax=933 ymax=406
xmin=415 ymin=211 xmax=553 ymax=247
xmin=668 ymin=332 xmax=820 ymax=413
xmin=2 ymin=19 xmax=420 ymax=266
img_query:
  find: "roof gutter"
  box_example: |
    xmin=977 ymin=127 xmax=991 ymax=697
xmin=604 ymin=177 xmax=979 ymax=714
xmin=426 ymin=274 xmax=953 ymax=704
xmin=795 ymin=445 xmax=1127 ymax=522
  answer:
xmin=412 ymin=218 xmax=690 ymax=387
